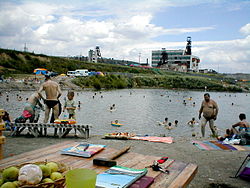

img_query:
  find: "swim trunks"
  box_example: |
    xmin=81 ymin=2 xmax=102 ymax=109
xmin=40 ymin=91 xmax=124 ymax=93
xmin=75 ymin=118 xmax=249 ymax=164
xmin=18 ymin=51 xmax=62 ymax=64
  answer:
xmin=45 ymin=100 xmax=59 ymax=109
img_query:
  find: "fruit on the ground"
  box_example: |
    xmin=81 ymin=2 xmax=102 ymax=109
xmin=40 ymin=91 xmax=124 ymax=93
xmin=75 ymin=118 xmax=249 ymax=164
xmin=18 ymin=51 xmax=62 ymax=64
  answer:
xmin=39 ymin=164 xmax=51 ymax=177
xmin=0 ymin=182 xmax=16 ymax=188
xmin=18 ymin=164 xmax=42 ymax=185
xmin=50 ymin=172 xmax=63 ymax=181
xmin=46 ymin=162 xmax=59 ymax=173
xmin=2 ymin=167 xmax=19 ymax=181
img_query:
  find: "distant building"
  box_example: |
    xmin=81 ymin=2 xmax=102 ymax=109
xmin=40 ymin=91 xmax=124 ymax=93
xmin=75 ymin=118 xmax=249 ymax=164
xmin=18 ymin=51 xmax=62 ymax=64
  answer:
xmin=88 ymin=46 xmax=102 ymax=63
xmin=151 ymin=37 xmax=200 ymax=72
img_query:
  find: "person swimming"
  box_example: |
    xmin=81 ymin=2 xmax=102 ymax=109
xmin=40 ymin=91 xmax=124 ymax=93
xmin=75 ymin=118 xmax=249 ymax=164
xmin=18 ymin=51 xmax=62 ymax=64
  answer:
xmin=166 ymin=122 xmax=173 ymax=130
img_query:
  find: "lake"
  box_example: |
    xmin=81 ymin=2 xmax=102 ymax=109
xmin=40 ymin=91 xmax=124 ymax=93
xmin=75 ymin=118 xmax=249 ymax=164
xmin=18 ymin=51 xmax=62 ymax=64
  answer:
xmin=1 ymin=89 xmax=249 ymax=138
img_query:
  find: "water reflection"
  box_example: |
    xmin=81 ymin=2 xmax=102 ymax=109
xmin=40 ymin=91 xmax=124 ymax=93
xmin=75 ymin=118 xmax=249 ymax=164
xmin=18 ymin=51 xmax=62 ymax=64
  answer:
xmin=0 ymin=89 xmax=249 ymax=138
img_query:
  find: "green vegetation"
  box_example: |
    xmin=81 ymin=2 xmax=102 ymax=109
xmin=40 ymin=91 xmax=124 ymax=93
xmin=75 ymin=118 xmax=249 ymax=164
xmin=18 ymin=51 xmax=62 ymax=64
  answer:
xmin=0 ymin=48 xmax=248 ymax=92
xmin=73 ymin=74 xmax=243 ymax=92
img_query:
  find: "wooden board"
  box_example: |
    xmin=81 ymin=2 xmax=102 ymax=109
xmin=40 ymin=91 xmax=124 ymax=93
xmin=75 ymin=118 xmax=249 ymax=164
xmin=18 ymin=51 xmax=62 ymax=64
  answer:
xmin=0 ymin=141 xmax=198 ymax=187
xmin=9 ymin=123 xmax=90 ymax=138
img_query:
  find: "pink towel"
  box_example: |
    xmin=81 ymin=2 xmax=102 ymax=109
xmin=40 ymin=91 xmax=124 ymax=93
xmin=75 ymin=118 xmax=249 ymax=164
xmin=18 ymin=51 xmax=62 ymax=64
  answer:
xmin=22 ymin=110 xmax=32 ymax=118
xmin=130 ymin=136 xmax=173 ymax=144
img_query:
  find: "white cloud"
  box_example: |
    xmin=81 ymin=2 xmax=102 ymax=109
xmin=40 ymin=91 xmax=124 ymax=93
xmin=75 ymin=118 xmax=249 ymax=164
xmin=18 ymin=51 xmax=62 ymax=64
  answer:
xmin=0 ymin=1 xmax=249 ymax=73
xmin=240 ymin=23 xmax=250 ymax=36
xmin=193 ymin=35 xmax=250 ymax=73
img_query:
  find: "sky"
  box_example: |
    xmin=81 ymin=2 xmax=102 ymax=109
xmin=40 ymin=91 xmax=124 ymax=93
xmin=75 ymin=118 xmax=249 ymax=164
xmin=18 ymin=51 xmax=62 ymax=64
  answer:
xmin=0 ymin=0 xmax=250 ymax=73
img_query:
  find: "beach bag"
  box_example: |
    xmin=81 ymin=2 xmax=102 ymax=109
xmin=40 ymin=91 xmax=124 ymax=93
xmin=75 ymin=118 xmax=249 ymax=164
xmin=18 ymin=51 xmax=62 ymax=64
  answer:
xmin=239 ymin=160 xmax=250 ymax=181
xmin=233 ymin=153 xmax=250 ymax=181
xmin=239 ymin=132 xmax=250 ymax=145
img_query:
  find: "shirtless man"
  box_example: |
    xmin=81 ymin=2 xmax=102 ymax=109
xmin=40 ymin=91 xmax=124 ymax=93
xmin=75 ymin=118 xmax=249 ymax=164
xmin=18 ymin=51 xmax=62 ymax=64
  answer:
xmin=38 ymin=74 xmax=62 ymax=124
xmin=198 ymin=93 xmax=219 ymax=137
xmin=232 ymin=113 xmax=249 ymax=134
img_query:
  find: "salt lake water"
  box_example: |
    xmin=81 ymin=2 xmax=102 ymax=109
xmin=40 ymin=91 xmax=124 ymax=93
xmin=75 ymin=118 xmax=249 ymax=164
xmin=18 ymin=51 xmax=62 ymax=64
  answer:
xmin=1 ymin=89 xmax=249 ymax=138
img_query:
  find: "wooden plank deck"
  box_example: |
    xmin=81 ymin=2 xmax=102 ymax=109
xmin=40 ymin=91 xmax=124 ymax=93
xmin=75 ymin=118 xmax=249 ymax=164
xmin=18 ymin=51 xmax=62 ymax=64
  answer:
xmin=9 ymin=123 xmax=90 ymax=138
xmin=0 ymin=141 xmax=198 ymax=188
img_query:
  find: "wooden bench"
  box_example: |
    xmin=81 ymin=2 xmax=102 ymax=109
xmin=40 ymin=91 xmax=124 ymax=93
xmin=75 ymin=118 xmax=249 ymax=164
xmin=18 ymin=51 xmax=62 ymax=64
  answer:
xmin=9 ymin=123 xmax=90 ymax=138
xmin=0 ymin=141 xmax=198 ymax=187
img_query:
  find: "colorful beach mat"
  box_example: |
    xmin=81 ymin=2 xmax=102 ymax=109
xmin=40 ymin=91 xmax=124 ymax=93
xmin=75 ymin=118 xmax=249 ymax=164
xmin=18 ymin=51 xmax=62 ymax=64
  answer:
xmin=192 ymin=140 xmax=250 ymax=151
xmin=130 ymin=136 xmax=173 ymax=144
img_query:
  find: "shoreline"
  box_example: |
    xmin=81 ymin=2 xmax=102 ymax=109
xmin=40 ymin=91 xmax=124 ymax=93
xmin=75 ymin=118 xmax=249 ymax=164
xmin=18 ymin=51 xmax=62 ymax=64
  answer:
xmin=0 ymin=76 xmax=248 ymax=93
xmin=2 ymin=131 xmax=250 ymax=188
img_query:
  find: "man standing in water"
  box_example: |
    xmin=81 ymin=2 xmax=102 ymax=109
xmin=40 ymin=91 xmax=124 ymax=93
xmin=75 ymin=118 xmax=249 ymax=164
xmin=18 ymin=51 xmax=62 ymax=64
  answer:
xmin=198 ymin=93 xmax=219 ymax=137
xmin=38 ymin=74 xmax=62 ymax=135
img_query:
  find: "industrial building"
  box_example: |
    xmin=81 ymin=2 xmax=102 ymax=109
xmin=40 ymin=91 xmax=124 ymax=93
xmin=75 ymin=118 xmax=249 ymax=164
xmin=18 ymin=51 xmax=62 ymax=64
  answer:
xmin=151 ymin=37 xmax=200 ymax=72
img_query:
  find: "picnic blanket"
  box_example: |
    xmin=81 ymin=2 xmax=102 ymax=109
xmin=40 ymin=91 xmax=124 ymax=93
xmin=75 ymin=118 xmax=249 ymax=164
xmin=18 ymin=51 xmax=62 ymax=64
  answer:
xmin=192 ymin=140 xmax=250 ymax=151
xmin=104 ymin=132 xmax=135 ymax=140
xmin=130 ymin=136 xmax=173 ymax=144
xmin=103 ymin=133 xmax=173 ymax=144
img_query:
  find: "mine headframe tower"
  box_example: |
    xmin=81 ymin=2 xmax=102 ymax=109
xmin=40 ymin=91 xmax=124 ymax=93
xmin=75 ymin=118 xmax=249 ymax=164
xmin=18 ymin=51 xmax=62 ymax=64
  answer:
xmin=185 ymin=36 xmax=192 ymax=55
xmin=158 ymin=48 xmax=168 ymax=67
xmin=88 ymin=46 xmax=104 ymax=63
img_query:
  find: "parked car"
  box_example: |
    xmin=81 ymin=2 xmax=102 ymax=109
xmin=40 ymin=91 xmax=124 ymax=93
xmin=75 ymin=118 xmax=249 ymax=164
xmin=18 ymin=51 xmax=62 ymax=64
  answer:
xmin=67 ymin=71 xmax=76 ymax=76
xmin=48 ymin=72 xmax=59 ymax=77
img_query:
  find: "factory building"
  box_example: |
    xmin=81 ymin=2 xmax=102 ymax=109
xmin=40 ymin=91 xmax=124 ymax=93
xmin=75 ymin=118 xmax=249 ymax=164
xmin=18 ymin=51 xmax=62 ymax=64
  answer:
xmin=151 ymin=37 xmax=200 ymax=72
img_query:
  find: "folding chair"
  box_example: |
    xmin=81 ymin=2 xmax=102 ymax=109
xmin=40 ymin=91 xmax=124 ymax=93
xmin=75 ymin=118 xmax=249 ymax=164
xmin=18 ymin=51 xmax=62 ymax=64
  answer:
xmin=231 ymin=153 xmax=250 ymax=181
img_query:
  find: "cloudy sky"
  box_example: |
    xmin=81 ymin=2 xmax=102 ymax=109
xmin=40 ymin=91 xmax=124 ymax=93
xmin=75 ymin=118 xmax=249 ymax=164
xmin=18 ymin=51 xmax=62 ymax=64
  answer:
xmin=0 ymin=0 xmax=249 ymax=73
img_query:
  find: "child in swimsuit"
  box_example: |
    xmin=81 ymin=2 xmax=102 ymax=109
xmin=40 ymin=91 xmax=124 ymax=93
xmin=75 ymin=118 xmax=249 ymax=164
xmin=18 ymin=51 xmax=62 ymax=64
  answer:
xmin=63 ymin=91 xmax=77 ymax=135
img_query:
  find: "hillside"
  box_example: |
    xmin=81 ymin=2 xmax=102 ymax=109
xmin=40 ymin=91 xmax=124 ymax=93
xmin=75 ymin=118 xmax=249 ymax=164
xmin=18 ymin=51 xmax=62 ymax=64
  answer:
xmin=0 ymin=48 xmax=158 ymax=75
xmin=0 ymin=48 xmax=249 ymax=92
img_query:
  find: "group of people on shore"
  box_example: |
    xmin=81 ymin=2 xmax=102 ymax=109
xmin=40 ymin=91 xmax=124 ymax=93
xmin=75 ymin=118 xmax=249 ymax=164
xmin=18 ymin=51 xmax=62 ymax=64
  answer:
xmin=12 ymin=74 xmax=77 ymax=136
xmin=157 ymin=92 xmax=249 ymax=143
xmin=198 ymin=93 xmax=249 ymax=144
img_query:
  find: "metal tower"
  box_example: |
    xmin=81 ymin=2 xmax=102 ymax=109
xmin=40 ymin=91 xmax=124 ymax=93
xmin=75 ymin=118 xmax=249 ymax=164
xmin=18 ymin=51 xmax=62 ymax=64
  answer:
xmin=185 ymin=36 xmax=192 ymax=55
xmin=158 ymin=48 xmax=168 ymax=66
xmin=24 ymin=43 xmax=28 ymax=52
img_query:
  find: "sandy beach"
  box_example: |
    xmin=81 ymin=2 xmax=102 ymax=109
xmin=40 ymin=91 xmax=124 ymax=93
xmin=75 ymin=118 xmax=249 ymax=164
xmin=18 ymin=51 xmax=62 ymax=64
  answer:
xmin=2 ymin=131 xmax=250 ymax=188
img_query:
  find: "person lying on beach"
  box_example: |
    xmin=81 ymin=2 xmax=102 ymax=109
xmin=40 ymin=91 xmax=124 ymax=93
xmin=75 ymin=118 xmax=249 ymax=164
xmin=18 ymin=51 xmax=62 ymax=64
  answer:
xmin=217 ymin=128 xmax=234 ymax=141
xmin=217 ymin=114 xmax=249 ymax=142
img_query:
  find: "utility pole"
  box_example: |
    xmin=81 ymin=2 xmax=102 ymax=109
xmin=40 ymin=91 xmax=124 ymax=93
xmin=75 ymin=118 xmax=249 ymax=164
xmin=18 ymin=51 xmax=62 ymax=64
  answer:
xmin=139 ymin=53 xmax=141 ymax=64
xmin=24 ymin=43 xmax=28 ymax=52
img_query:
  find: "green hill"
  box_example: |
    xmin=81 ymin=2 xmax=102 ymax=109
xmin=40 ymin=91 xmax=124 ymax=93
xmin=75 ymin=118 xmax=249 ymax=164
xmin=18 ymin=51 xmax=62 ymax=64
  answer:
xmin=0 ymin=48 xmax=156 ymax=75
xmin=0 ymin=48 xmax=248 ymax=92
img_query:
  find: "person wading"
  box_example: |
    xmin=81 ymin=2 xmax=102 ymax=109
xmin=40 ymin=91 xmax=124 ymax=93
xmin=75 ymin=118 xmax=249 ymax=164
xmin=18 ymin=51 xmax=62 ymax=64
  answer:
xmin=198 ymin=93 xmax=219 ymax=137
